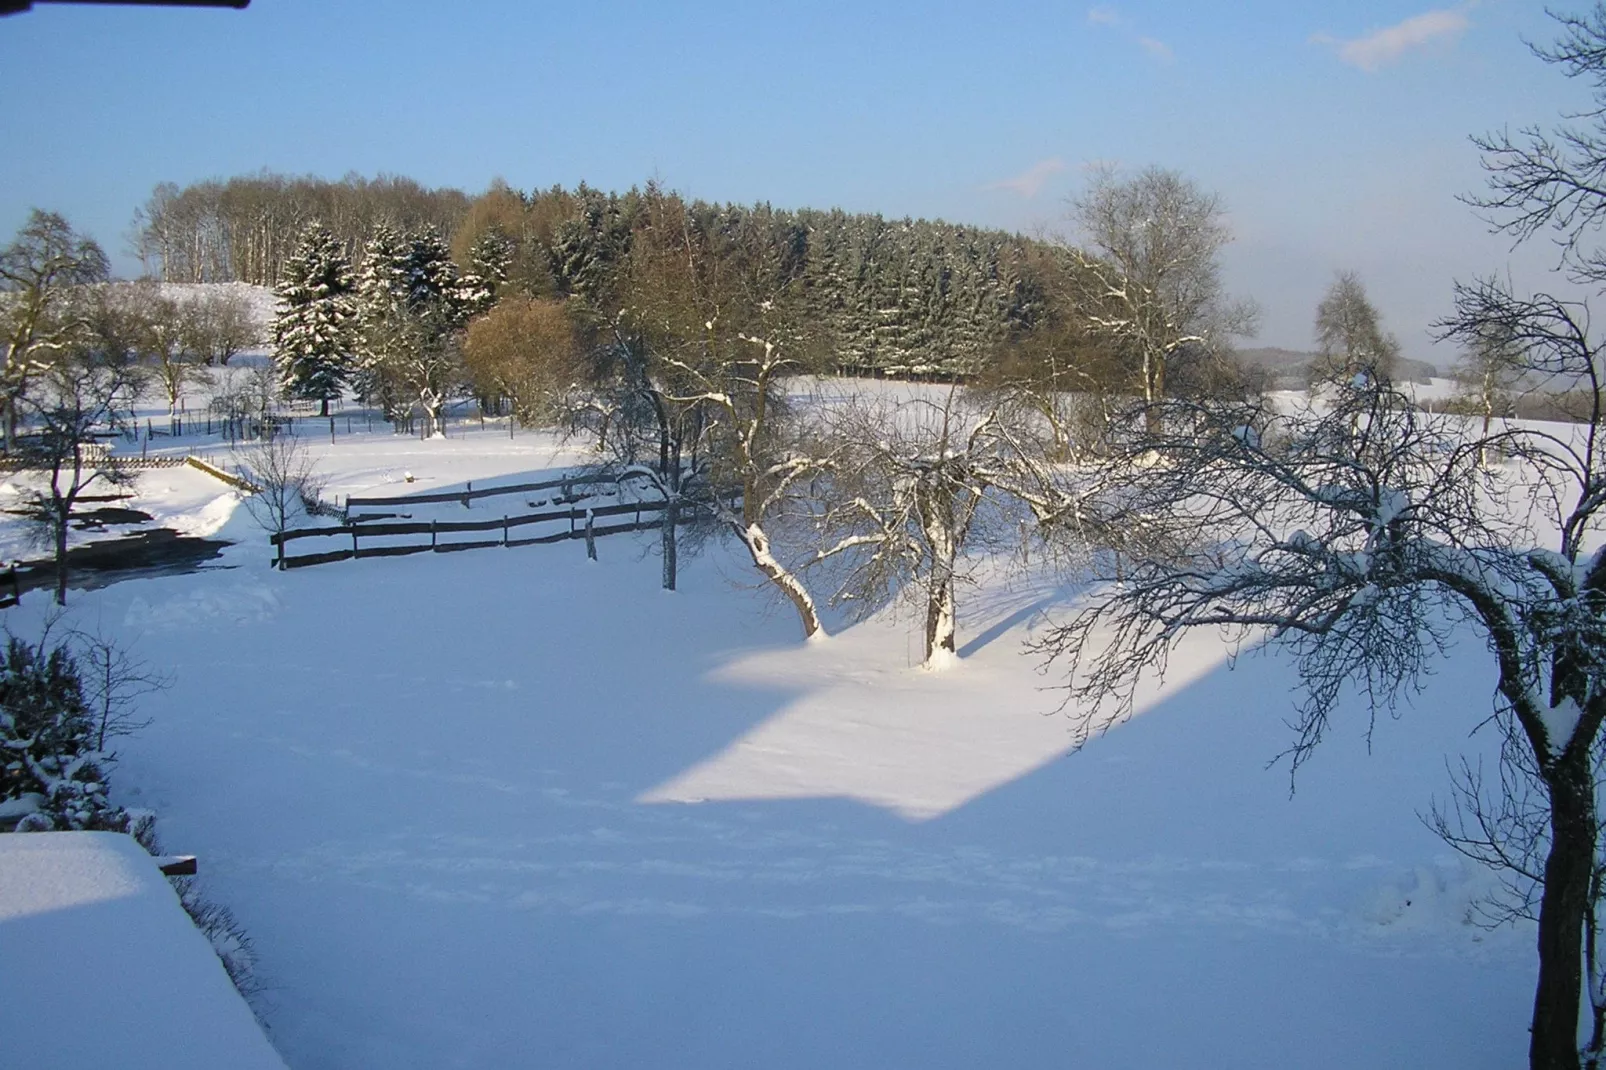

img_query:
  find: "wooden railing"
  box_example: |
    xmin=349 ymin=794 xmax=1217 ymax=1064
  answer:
xmin=268 ymin=497 xmax=677 ymax=569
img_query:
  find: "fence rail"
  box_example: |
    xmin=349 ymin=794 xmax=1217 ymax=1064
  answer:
xmin=269 ymin=497 xmax=682 ymax=569
xmin=344 ymin=472 xmax=635 ymax=509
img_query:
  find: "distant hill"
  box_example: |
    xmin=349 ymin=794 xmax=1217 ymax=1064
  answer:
xmin=1236 ymin=346 xmax=1438 ymax=388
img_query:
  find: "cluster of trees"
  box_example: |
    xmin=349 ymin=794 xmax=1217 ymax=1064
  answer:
xmin=132 ymin=171 xmax=471 ymax=287
xmin=152 ymin=175 xmax=1057 ymax=376
xmin=379 ymin=10 xmax=1606 ymax=1065
xmin=271 ymin=220 xmax=499 ymax=432
xmin=0 ymin=211 xmax=267 ymax=602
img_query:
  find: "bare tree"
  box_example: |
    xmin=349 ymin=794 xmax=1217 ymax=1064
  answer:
xmin=234 ymin=431 xmax=321 ymax=560
xmin=113 ymin=280 xmax=212 ymax=419
xmin=1464 ymin=5 xmax=1606 ymax=287
xmin=1064 ymin=166 xmax=1258 ymax=430
xmin=180 ymin=286 xmax=259 ymax=367
xmin=807 ymin=386 xmax=1052 ymax=668
xmin=569 ymin=187 xmax=826 ymax=602
xmin=1452 ymin=319 xmax=1527 ymax=463
xmin=15 ymin=350 xmax=142 ymax=605
xmin=681 ymin=326 xmax=831 ymax=637
xmin=1309 ymin=270 xmax=1400 ymax=386
xmin=65 ymin=626 xmax=168 ymax=752
xmin=0 ymin=210 xmax=109 ymax=452
xmin=1035 ymin=341 xmax=1606 ymax=1068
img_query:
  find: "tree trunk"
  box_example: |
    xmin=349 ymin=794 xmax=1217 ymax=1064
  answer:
xmin=661 ymin=496 xmax=678 ymax=591
xmin=53 ymin=510 xmax=68 ymax=607
xmin=734 ymin=520 xmax=823 ymax=639
xmin=918 ymin=481 xmax=960 ymax=669
xmin=1533 ymin=753 xmax=1596 ymax=1070
xmin=924 ymin=566 xmax=957 ymax=669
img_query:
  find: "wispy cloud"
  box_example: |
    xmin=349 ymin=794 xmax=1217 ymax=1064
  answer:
xmin=1086 ymin=7 xmax=1174 ymax=64
xmin=1313 ymin=7 xmax=1470 ymax=72
xmin=1138 ymin=36 xmax=1174 ymax=63
xmin=986 ymin=158 xmax=1067 ymax=198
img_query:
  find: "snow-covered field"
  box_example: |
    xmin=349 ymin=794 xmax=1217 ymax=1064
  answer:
xmin=3 ymin=398 xmax=1536 ymax=1068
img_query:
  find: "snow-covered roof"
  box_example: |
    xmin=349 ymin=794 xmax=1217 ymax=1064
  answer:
xmin=0 ymin=832 xmax=287 ymax=1070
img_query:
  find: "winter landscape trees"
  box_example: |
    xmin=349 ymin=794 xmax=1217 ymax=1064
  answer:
xmin=9 ymin=11 xmax=1604 ymax=1066
xmin=1019 ymin=10 xmax=1606 ymax=1066
xmin=1060 ymin=166 xmax=1258 ymax=430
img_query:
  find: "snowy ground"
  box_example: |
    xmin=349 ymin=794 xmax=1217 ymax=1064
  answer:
xmin=2 ymin=397 xmax=1537 ymax=1068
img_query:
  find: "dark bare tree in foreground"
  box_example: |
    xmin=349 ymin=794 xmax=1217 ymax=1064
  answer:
xmin=1041 ymin=13 xmax=1606 ymax=1065
xmin=1036 ymin=364 xmax=1605 ymax=1069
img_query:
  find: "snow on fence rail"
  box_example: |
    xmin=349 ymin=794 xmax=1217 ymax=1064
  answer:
xmin=269 ymin=498 xmax=680 ymax=569
xmin=344 ymin=472 xmax=625 ymax=509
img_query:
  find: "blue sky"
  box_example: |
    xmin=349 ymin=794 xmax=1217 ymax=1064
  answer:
xmin=0 ymin=0 xmax=1582 ymax=362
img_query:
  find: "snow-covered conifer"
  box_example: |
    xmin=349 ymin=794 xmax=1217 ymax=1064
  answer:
xmin=272 ymin=223 xmax=356 ymax=417
xmin=459 ymin=228 xmax=514 ymax=315
xmin=354 ymin=227 xmax=469 ymax=436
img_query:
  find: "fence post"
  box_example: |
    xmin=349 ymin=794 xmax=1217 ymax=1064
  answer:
xmin=431 ymin=519 xmax=437 ymax=550
xmin=329 ymin=417 xmax=335 ymax=445
xmin=351 ymin=527 xmax=358 ymax=560
xmin=585 ymin=510 xmax=596 ymax=561
xmin=503 ymin=515 xmax=509 ymax=547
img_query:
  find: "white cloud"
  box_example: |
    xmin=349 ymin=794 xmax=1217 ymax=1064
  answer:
xmin=1138 ymin=36 xmax=1174 ymax=63
xmin=1316 ymin=8 xmax=1470 ymax=72
xmin=1087 ymin=7 xmax=1172 ymax=63
xmin=986 ymin=158 xmax=1068 ymax=198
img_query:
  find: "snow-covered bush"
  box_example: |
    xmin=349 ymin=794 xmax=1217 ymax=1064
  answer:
xmin=0 ymin=634 xmax=127 ymax=832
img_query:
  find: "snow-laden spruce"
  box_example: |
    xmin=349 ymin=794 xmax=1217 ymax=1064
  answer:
xmin=272 ymin=222 xmax=357 ymax=418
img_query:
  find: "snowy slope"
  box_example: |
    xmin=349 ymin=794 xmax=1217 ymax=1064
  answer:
xmin=0 ymin=415 xmax=1531 ymax=1069
xmin=155 ymin=281 xmax=280 ymax=335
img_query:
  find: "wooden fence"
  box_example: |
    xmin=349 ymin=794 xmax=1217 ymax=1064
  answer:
xmin=344 ymin=472 xmax=634 ymax=510
xmin=269 ymin=497 xmax=677 ymax=569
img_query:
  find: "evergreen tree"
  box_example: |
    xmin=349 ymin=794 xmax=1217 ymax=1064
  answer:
xmin=459 ymin=227 xmax=514 ymax=314
xmin=353 ymin=225 xmax=411 ymax=420
xmin=272 ymin=223 xmax=356 ymax=417
xmin=354 ymin=227 xmax=471 ymax=436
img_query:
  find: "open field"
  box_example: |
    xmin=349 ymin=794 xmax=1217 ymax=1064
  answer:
xmin=0 ymin=386 xmax=1538 ymax=1068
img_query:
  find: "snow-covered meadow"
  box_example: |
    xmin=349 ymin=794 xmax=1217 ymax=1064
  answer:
xmin=1 ymin=372 xmax=1539 ymax=1068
